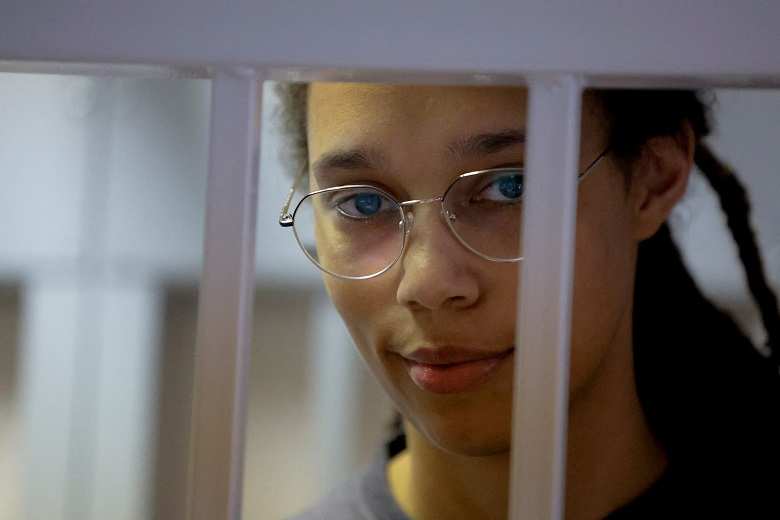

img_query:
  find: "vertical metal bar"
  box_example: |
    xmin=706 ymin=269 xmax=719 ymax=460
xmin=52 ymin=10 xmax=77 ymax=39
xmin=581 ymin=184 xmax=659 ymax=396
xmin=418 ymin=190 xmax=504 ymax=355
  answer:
xmin=189 ymin=71 xmax=262 ymax=520
xmin=509 ymin=76 xmax=583 ymax=520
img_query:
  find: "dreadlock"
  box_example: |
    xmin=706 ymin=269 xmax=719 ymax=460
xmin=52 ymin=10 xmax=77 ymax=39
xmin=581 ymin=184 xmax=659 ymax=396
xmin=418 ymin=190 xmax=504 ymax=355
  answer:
xmin=602 ymin=90 xmax=780 ymax=509
xmin=695 ymin=143 xmax=780 ymax=368
xmin=595 ymin=88 xmax=780 ymax=372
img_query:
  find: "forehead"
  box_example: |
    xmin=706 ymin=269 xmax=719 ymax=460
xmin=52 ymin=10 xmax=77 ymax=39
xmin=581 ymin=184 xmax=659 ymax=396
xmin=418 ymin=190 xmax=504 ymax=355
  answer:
xmin=308 ymin=82 xmax=527 ymax=114
xmin=306 ymin=83 xmax=528 ymax=150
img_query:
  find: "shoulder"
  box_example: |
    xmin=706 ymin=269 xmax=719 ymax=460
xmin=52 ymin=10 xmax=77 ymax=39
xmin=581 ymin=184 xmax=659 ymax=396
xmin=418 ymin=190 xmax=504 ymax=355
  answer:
xmin=287 ymin=470 xmax=374 ymax=520
xmin=287 ymin=434 xmax=410 ymax=520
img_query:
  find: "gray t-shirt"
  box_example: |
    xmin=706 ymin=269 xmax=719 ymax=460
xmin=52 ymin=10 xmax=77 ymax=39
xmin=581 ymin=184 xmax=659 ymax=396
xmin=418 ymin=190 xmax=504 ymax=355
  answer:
xmin=288 ymin=433 xmax=409 ymax=520
xmin=287 ymin=428 xmax=774 ymax=519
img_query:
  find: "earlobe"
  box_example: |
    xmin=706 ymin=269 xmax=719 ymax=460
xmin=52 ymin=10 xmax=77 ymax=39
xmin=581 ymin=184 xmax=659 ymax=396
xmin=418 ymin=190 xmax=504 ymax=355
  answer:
xmin=632 ymin=122 xmax=696 ymax=241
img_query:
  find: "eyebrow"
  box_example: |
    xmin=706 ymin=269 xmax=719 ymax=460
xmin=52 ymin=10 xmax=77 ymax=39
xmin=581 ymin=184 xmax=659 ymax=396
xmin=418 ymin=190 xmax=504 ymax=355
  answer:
xmin=446 ymin=129 xmax=526 ymax=162
xmin=311 ymin=145 xmax=390 ymax=176
xmin=311 ymin=129 xmax=526 ymax=177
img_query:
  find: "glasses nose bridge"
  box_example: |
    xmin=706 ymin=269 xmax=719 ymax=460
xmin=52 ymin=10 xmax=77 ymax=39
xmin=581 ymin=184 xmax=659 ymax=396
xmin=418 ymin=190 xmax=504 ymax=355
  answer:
xmin=398 ymin=196 xmax=445 ymax=209
xmin=398 ymin=196 xmax=447 ymax=235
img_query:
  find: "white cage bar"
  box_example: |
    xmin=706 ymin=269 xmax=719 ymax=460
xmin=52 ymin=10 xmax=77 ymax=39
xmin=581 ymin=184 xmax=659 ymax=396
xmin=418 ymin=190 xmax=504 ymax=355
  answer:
xmin=189 ymin=72 xmax=262 ymax=520
xmin=511 ymin=76 xmax=584 ymax=520
xmin=3 ymin=2 xmax=780 ymax=520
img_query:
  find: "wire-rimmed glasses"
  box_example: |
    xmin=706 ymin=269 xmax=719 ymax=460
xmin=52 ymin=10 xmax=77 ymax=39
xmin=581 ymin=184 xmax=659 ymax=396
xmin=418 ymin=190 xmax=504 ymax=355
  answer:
xmin=279 ymin=146 xmax=610 ymax=280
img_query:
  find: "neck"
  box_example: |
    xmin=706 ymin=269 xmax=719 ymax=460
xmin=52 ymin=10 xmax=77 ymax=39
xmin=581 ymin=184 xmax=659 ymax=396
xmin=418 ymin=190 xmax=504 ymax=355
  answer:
xmin=389 ymin=424 xmax=510 ymax=520
xmin=564 ymin=340 xmax=667 ymax=520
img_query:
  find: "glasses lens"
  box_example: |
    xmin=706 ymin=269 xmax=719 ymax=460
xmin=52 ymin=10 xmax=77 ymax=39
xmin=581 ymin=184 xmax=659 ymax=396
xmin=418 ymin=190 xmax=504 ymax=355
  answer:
xmin=292 ymin=186 xmax=406 ymax=279
xmin=443 ymin=169 xmax=524 ymax=261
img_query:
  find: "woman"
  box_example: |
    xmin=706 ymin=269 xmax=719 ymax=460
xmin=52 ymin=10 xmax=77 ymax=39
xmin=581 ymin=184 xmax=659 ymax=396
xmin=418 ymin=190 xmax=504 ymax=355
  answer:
xmin=276 ymin=83 xmax=780 ymax=519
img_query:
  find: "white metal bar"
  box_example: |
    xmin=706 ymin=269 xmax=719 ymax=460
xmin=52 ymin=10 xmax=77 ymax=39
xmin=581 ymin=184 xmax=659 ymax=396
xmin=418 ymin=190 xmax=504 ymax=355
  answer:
xmin=3 ymin=2 xmax=780 ymax=86
xmin=510 ymin=76 xmax=583 ymax=520
xmin=189 ymin=71 xmax=262 ymax=520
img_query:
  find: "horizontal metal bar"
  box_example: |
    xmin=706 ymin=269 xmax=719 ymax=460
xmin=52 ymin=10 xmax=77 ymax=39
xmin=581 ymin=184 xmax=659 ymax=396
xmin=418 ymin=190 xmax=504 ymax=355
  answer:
xmin=2 ymin=2 xmax=780 ymax=85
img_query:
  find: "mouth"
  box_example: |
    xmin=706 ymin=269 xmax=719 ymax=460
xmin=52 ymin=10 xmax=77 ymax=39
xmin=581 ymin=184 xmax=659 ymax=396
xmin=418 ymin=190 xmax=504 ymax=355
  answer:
xmin=400 ymin=346 xmax=514 ymax=394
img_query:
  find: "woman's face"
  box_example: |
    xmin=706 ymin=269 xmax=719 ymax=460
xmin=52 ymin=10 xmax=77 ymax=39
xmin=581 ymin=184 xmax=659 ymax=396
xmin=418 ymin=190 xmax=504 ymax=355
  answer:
xmin=306 ymin=83 xmax=642 ymax=456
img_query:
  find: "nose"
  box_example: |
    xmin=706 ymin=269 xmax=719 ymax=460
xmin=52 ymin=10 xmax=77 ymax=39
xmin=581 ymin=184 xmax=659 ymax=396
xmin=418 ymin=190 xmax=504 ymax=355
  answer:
xmin=395 ymin=205 xmax=480 ymax=311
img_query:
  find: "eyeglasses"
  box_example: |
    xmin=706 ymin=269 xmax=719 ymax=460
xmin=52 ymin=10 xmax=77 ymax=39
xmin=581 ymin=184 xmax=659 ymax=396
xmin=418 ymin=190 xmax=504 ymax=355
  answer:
xmin=279 ymin=146 xmax=610 ymax=280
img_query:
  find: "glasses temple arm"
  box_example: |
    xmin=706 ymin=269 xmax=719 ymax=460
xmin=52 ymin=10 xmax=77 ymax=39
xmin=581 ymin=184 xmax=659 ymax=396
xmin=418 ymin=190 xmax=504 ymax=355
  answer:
xmin=279 ymin=168 xmax=308 ymax=227
xmin=577 ymin=144 xmax=611 ymax=185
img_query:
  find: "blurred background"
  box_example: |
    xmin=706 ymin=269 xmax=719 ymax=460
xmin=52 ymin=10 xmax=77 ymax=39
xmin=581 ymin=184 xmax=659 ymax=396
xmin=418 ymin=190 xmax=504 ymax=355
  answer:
xmin=0 ymin=73 xmax=777 ymax=519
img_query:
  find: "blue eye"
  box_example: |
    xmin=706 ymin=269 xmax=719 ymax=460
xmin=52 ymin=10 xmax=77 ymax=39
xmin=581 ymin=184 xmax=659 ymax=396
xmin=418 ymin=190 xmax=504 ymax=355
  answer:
xmin=473 ymin=172 xmax=523 ymax=203
xmin=495 ymin=174 xmax=524 ymax=199
xmin=330 ymin=189 xmax=396 ymax=219
xmin=353 ymin=193 xmax=382 ymax=216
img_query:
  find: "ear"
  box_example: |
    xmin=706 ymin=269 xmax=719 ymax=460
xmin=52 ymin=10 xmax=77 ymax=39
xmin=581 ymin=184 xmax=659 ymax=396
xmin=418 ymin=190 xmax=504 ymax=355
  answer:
xmin=630 ymin=121 xmax=696 ymax=241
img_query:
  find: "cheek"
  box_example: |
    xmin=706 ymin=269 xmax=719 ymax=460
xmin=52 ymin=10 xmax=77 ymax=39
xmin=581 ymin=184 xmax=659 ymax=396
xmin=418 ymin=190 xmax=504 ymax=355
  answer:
xmin=323 ymin=276 xmax=396 ymax=361
xmin=569 ymin=196 xmax=637 ymax=395
xmin=322 ymin=276 xmax=416 ymax=407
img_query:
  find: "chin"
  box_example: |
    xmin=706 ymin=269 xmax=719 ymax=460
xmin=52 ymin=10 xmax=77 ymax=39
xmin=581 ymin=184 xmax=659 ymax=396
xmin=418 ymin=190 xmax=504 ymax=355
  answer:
xmin=408 ymin=406 xmax=513 ymax=458
xmin=428 ymin=427 xmax=511 ymax=458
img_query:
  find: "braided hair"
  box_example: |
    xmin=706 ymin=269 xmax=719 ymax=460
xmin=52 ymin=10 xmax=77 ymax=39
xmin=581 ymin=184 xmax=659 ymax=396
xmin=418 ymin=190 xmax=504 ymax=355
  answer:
xmin=695 ymin=144 xmax=780 ymax=367
xmin=598 ymin=89 xmax=780 ymax=511
xmin=594 ymin=89 xmax=779 ymax=367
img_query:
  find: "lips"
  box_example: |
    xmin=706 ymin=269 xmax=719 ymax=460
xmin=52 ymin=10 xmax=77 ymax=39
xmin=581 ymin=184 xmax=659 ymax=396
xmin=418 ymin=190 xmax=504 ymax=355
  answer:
xmin=401 ymin=346 xmax=514 ymax=394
